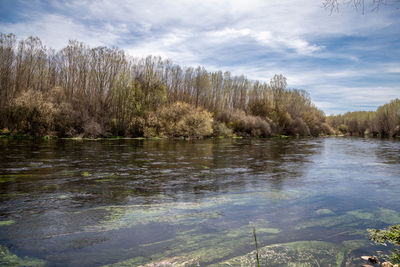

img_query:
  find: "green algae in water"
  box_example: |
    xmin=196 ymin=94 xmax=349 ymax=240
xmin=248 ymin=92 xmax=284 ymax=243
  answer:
xmin=0 ymin=246 xmax=45 ymax=267
xmin=0 ymin=174 xmax=41 ymax=183
xmin=378 ymin=208 xmax=400 ymax=224
xmin=84 ymin=204 xmax=222 ymax=232
xmin=81 ymin=191 xmax=295 ymax=233
xmin=296 ymin=209 xmax=376 ymax=230
xmin=81 ymin=172 xmax=90 ymax=177
xmin=0 ymin=177 xmax=15 ymax=183
xmin=106 ymin=220 xmax=279 ymax=266
xmin=347 ymin=210 xmax=374 ymax=220
xmin=0 ymin=220 xmax=15 ymax=226
xmin=124 ymin=239 xmax=368 ymax=267
xmin=315 ymin=209 xmax=335 ymax=215
xmin=213 ymin=241 xmax=349 ymax=267
xmin=104 ymin=255 xmax=199 ymax=267
xmin=296 ymin=208 xmax=400 ymax=231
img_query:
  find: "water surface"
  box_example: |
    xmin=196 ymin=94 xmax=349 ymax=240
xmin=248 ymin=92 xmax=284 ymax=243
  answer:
xmin=0 ymin=137 xmax=400 ymax=266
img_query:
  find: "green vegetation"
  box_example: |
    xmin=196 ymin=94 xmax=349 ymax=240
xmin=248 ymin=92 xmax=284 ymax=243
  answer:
xmin=2 ymin=33 xmax=397 ymax=139
xmin=328 ymin=99 xmax=400 ymax=137
xmin=369 ymin=224 xmax=400 ymax=264
xmin=214 ymin=240 xmax=366 ymax=266
xmin=296 ymin=208 xmax=400 ymax=230
xmin=0 ymin=220 xmax=14 ymax=226
xmin=253 ymin=226 xmax=260 ymax=267
xmin=315 ymin=208 xmax=335 ymax=215
xmin=0 ymin=246 xmax=45 ymax=267
xmin=0 ymin=33 xmax=333 ymax=138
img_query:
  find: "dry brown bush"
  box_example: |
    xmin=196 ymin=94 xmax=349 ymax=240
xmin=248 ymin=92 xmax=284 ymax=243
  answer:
xmin=143 ymin=102 xmax=213 ymax=138
xmin=212 ymin=121 xmax=233 ymax=137
xmin=320 ymin=122 xmax=334 ymax=135
xmin=218 ymin=109 xmax=271 ymax=137
xmin=83 ymin=119 xmax=104 ymax=138
xmin=291 ymin=117 xmax=311 ymax=136
xmin=11 ymin=89 xmax=55 ymax=136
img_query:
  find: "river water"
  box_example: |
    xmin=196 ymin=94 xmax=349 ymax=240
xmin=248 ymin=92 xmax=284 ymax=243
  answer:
xmin=0 ymin=137 xmax=399 ymax=266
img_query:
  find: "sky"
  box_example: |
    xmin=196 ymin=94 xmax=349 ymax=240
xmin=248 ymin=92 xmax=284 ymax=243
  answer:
xmin=0 ymin=0 xmax=399 ymax=115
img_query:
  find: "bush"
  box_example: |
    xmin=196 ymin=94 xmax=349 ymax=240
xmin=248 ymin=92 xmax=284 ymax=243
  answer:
xmin=83 ymin=119 xmax=104 ymax=138
xmin=10 ymin=89 xmax=55 ymax=136
xmin=143 ymin=102 xmax=213 ymax=138
xmin=212 ymin=121 xmax=233 ymax=137
xmin=53 ymin=101 xmax=82 ymax=137
xmin=218 ymin=109 xmax=271 ymax=137
xmin=291 ymin=117 xmax=311 ymax=136
xmin=319 ymin=122 xmax=334 ymax=135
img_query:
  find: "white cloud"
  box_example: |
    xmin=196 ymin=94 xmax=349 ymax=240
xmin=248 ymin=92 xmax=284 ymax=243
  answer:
xmin=0 ymin=14 xmax=127 ymax=49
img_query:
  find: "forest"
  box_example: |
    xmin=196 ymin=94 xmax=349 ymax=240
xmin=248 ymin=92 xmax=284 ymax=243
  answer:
xmin=328 ymin=99 xmax=400 ymax=138
xmin=0 ymin=33 xmax=398 ymax=139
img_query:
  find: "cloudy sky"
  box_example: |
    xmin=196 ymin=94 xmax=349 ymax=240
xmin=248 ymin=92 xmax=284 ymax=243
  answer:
xmin=0 ymin=0 xmax=399 ymax=114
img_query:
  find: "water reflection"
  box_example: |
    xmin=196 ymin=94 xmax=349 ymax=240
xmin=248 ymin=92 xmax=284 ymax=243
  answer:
xmin=0 ymin=138 xmax=320 ymax=207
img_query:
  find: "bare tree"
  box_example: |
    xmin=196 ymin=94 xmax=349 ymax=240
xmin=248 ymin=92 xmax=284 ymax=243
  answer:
xmin=323 ymin=0 xmax=400 ymax=13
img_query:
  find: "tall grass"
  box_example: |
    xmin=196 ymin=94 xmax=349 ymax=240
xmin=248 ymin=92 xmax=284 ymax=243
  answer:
xmin=253 ymin=226 xmax=261 ymax=267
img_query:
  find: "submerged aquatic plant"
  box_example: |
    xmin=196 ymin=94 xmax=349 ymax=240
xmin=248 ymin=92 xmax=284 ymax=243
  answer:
xmin=253 ymin=226 xmax=260 ymax=267
xmin=0 ymin=220 xmax=15 ymax=226
xmin=368 ymin=224 xmax=400 ymax=264
xmin=0 ymin=246 xmax=45 ymax=266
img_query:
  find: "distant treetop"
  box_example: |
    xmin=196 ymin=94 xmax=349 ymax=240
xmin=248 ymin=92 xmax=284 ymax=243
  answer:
xmin=323 ymin=0 xmax=400 ymax=13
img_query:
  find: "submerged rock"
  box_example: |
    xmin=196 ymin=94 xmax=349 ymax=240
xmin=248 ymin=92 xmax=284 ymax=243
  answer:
xmin=361 ymin=255 xmax=379 ymax=264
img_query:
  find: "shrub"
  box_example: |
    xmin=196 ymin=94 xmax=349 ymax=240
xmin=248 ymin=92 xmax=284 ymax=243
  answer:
xmin=212 ymin=121 xmax=233 ymax=137
xmin=291 ymin=117 xmax=311 ymax=136
xmin=10 ymin=89 xmax=55 ymax=136
xmin=143 ymin=102 xmax=213 ymax=138
xmin=218 ymin=109 xmax=271 ymax=137
xmin=53 ymin=101 xmax=84 ymax=137
xmin=83 ymin=119 xmax=104 ymax=138
xmin=319 ymin=122 xmax=334 ymax=135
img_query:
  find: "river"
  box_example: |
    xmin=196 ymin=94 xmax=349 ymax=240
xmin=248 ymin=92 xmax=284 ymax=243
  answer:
xmin=0 ymin=137 xmax=400 ymax=266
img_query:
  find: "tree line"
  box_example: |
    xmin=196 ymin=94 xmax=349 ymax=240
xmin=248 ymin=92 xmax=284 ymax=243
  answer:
xmin=327 ymin=99 xmax=400 ymax=137
xmin=6 ymin=32 xmax=398 ymax=139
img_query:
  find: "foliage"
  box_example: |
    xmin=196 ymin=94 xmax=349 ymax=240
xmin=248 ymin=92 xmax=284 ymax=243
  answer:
xmin=368 ymin=224 xmax=400 ymax=264
xmin=218 ymin=109 xmax=272 ymax=137
xmin=9 ymin=89 xmax=55 ymax=136
xmin=0 ymin=33 xmax=337 ymax=138
xmin=0 ymin=246 xmax=45 ymax=267
xmin=110 ymin=72 xmax=144 ymax=136
xmin=328 ymin=99 xmax=400 ymax=137
xmin=143 ymin=102 xmax=213 ymax=138
xmin=212 ymin=121 xmax=233 ymax=137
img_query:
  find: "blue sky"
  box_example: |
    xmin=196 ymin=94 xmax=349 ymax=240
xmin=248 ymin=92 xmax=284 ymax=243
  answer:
xmin=0 ymin=0 xmax=399 ymax=114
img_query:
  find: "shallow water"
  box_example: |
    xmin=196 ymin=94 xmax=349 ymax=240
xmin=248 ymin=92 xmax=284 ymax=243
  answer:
xmin=0 ymin=137 xmax=399 ymax=266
